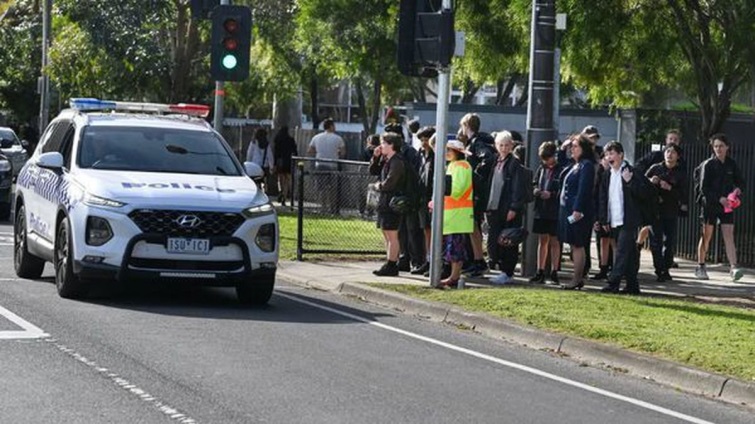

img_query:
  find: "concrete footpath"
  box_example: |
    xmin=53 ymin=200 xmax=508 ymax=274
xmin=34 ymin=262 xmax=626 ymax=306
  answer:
xmin=277 ymin=255 xmax=755 ymax=410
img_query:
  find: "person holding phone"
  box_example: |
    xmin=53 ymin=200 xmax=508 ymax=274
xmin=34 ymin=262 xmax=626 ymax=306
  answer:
xmin=557 ymin=135 xmax=596 ymax=290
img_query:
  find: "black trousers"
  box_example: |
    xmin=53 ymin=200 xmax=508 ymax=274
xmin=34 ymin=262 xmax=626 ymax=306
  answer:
xmin=399 ymin=211 xmax=426 ymax=267
xmin=607 ymin=225 xmax=640 ymax=291
xmin=486 ymin=211 xmax=523 ymax=277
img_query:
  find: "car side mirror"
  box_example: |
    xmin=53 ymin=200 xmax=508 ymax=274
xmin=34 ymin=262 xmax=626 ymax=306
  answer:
xmin=0 ymin=138 xmax=13 ymax=149
xmin=37 ymin=152 xmax=64 ymax=170
xmin=244 ymin=161 xmax=264 ymax=181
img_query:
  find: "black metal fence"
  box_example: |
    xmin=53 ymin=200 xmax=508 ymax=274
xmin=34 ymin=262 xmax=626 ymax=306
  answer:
xmin=292 ymin=157 xmax=385 ymax=260
xmin=634 ymin=142 xmax=755 ymax=267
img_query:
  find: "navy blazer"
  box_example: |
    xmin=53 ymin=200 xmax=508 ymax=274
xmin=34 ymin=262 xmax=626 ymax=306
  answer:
xmin=560 ymin=159 xmax=596 ymax=218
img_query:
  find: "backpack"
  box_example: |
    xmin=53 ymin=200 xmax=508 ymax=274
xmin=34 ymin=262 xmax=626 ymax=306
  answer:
xmin=392 ymin=154 xmax=421 ymax=213
xmin=693 ymin=159 xmax=709 ymax=206
xmin=515 ymin=165 xmax=535 ymax=204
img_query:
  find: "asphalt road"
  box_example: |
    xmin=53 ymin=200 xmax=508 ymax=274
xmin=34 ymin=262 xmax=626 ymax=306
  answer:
xmin=0 ymin=222 xmax=753 ymax=423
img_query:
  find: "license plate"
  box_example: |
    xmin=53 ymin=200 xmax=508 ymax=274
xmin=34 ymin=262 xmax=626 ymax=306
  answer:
xmin=166 ymin=238 xmax=210 ymax=255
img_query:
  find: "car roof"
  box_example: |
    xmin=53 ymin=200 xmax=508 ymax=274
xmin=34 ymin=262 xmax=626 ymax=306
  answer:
xmin=60 ymin=110 xmax=214 ymax=133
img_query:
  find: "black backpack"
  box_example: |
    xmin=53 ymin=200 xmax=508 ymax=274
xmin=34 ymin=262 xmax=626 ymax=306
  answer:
xmin=391 ymin=154 xmax=421 ymax=214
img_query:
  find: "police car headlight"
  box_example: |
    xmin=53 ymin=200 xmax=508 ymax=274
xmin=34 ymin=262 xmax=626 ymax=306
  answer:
xmin=86 ymin=216 xmax=113 ymax=246
xmin=0 ymin=160 xmax=11 ymax=172
xmin=242 ymin=203 xmax=275 ymax=218
xmin=83 ymin=192 xmax=126 ymax=208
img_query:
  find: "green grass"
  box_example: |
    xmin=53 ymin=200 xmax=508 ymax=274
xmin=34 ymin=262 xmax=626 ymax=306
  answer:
xmin=278 ymin=212 xmax=384 ymax=260
xmin=374 ymin=284 xmax=755 ymax=381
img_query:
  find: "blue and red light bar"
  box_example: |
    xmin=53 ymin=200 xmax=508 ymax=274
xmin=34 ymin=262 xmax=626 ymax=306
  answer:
xmin=69 ymin=98 xmax=211 ymax=118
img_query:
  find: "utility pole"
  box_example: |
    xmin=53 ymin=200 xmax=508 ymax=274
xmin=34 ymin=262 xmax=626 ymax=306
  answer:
xmin=523 ymin=0 xmax=557 ymax=277
xmin=428 ymin=0 xmax=453 ymax=288
xmin=38 ymin=0 xmax=52 ymax=132
xmin=213 ymin=0 xmax=230 ymax=131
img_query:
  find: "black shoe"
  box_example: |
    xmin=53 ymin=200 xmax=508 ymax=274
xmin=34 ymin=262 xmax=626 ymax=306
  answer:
xmin=664 ymin=271 xmax=673 ymax=281
xmin=671 ymin=262 xmax=679 ymax=269
xmin=410 ymin=262 xmax=430 ymax=275
xmin=397 ymin=260 xmax=411 ymax=272
xmin=590 ymin=267 xmax=610 ymax=280
xmin=620 ymin=287 xmax=641 ymax=295
xmin=548 ymin=270 xmax=560 ymax=284
xmin=529 ymin=270 xmax=545 ymax=284
xmin=373 ymin=262 xmax=399 ymax=277
xmin=600 ymin=284 xmax=620 ymax=294
xmin=487 ymin=260 xmax=497 ymax=271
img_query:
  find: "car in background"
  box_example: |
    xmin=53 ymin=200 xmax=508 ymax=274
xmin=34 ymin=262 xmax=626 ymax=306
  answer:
xmin=0 ymin=126 xmax=30 ymax=178
xmin=0 ymin=153 xmax=12 ymax=219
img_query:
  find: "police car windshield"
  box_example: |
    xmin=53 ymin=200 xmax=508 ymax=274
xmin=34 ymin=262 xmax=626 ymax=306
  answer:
xmin=77 ymin=126 xmax=241 ymax=176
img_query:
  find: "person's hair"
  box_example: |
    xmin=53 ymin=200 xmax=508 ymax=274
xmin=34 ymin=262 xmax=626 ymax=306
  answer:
xmin=603 ymin=140 xmax=624 ymax=154
xmin=416 ymin=126 xmax=436 ymax=140
xmin=667 ymin=129 xmax=681 ymax=137
xmin=538 ymin=141 xmax=557 ymax=160
xmin=664 ymin=144 xmax=682 ymax=156
xmin=447 ymin=147 xmax=463 ymax=161
xmin=408 ymin=119 xmax=420 ymax=134
xmin=510 ymin=130 xmax=524 ymax=144
xmin=367 ymin=134 xmax=380 ymax=147
xmin=384 ymin=123 xmax=404 ymax=142
xmin=456 ymin=128 xmax=469 ymax=146
xmin=573 ymin=135 xmax=595 ymax=162
xmin=709 ymin=133 xmax=728 ymax=146
xmin=513 ymin=145 xmax=526 ymax=162
xmin=494 ymin=130 xmax=513 ymax=146
xmin=254 ymin=128 xmax=268 ymax=143
xmin=381 ymin=132 xmax=403 ymax=152
xmin=322 ymin=118 xmax=335 ymax=131
xmin=460 ymin=113 xmax=481 ymax=132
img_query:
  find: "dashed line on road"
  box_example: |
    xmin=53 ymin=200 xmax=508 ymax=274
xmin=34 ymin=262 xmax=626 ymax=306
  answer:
xmin=45 ymin=338 xmax=199 ymax=423
xmin=0 ymin=305 xmax=48 ymax=339
xmin=277 ymin=291 xmax=716 ymax=424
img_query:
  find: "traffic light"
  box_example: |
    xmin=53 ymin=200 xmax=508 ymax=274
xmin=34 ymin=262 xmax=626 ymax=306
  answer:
xmin=190 ymin=0 xmax=219 ymax=20
xmin=211 ymin=5 xmax=252 ymax=82
xmin=397 ymin=0 xmax=454 ymax=77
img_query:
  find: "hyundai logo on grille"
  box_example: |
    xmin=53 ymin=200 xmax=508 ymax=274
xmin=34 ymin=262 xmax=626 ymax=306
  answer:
xmin=175 ymin=215 xmax=203 ymax=228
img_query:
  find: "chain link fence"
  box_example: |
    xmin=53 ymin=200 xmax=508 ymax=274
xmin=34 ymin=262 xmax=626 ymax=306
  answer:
xmin=291 ymin=157 xmax=386 ymax=260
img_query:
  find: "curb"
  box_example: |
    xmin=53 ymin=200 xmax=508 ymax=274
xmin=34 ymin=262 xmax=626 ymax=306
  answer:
xmin=277 ymin=269 xmax=755 ymax=409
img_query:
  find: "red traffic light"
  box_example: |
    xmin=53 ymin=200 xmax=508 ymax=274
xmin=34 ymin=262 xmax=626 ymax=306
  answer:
xmin=223 ymin=37 xmax=238 ymax=51
xmin=224 ymin=18 xmax=238 ymax=33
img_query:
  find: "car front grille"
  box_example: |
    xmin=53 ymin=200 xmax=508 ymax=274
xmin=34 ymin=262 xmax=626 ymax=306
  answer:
xmin=128 ymin=210 xmax=245 ymax=237
xmin=128 ymin=258 xmax=244 ymax=272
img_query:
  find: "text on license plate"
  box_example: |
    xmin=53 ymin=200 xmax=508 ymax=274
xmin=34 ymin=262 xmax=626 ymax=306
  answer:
xmin=166 ymin=238 xmax=210 ymax=255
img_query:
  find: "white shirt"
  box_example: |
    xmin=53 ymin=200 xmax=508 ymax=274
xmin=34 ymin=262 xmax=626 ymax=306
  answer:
xmin=309 ymin=131 xmax=345 ymax=169
xmin=608 ymin=167 xmax=624 ymax=227
xmin=246 ymin=142 xmax=274 ymax=169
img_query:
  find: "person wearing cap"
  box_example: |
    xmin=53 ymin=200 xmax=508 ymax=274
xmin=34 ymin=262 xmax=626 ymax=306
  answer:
xmin=434 ymin=139 xmax=474 ymax=288
xmin=646 ymin=144 xmax=688 ymax=282
xmin=695 ymin=133 xmax=745 ymax=282
xmin=486 ymin=131 xmax=527 ymax=285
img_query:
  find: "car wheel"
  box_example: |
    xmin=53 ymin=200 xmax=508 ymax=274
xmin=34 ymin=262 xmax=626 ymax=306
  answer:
xmin=14 ymin=205 xmax=45 ymax=279
xmin=236 ymin=274 xmax=275 ymax=306
xmin=55 ymin=219 xmax=87 ymax=299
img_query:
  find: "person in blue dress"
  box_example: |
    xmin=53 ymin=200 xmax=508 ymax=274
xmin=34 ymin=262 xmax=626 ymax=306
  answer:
xmin=558 ymin=135 xmax=596 ymax=289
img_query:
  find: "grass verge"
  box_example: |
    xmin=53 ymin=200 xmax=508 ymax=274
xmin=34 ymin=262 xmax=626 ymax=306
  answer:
xmin=278 ymin=212 xmax=384 ymax=261
xmin=374 ymin=284 xmax=755 ymax=382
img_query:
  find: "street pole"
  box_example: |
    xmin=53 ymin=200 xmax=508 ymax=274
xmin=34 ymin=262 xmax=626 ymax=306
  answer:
xmin=429 ymin=0 xmax=453 ymax=288
xmin=523 ymin=0 xmax=557 ymax=278
xmin=213 ymin=0 xmax=230 ymax=131
xmin=38 ymin=0 xmax=52 ymax=131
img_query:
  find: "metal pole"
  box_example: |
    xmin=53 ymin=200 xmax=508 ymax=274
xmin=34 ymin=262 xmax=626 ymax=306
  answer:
xmin=213 ymin=0 xmax=230 ymax=131
xmin=429 ymin=0 xmax=453 ymax=288
xmin=523 ymin=0 xmax=557 ymax=278
xmin=39 ymin=0 xmax=52 ymax=131
xmin=297 ymin=161 xmax=305 ymax=261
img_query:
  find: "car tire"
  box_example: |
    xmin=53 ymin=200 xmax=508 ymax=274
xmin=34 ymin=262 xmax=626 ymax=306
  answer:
xmin=14 ymin=205 xmax=45 ymax=279
xmin=236 ymin=274 xmax=275 ymax=306
xmin=55 ymin=218 xmax=88 ymax=299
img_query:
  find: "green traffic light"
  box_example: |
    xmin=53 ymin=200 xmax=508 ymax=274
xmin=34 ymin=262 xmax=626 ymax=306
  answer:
xmin=222 ymin=54 xmax=238 ymax=70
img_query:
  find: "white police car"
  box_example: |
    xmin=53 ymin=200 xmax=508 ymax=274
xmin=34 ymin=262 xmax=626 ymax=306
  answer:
xmin=14 ymin=98 xmax=278 ymax=304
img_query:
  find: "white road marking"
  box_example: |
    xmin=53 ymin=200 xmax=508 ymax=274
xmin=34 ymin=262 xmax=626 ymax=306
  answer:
xmin=46 ymin=339 xmax=198 ymax=423
xmin=0 ymin=305 xmax=48 ymax=339
xmin=278 ymin=292 xmax=716 ymax=424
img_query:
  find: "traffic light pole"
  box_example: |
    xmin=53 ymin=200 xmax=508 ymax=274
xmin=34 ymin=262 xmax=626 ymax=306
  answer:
xmin=428 ymin=0 xmax=453 ymax=288
xmin=212 ymin=0 xmax=230 ymax=131
xmin=523 ymin=0 xmax=557 ymax=277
